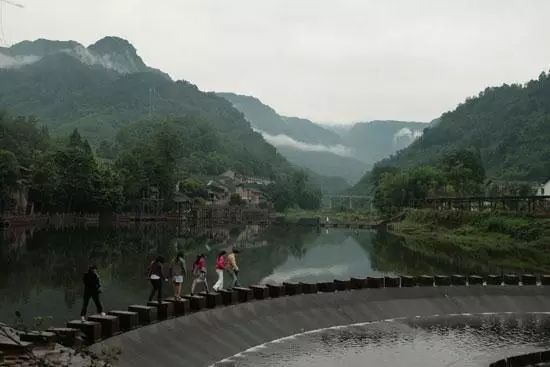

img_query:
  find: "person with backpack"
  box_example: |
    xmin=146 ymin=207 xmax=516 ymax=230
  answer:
xmin=213 ymin=250 xmax=227 ymax=292
xmin=227 ymin=249 xmax=241 ymax=288
xmin=190 ymin=254 xmax=209 ymax=295
xmin=169 ymin=252 xmax=187 ymax=300
xmin=148 ymin=256 xmax=167 ymax=303
xmin=80 ymin=265 xmax=105 ymax=321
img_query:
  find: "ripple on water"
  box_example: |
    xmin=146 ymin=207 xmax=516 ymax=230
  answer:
xmin=215 ymin=313 xmax=550 ymax=367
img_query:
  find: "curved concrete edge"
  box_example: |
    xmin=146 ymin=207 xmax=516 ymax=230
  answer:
xmin=90 ymin=286 xmax=550 ymax=367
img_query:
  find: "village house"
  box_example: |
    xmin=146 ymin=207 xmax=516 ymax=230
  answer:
xmin=536 ymin=179 xmax=550 ymax=196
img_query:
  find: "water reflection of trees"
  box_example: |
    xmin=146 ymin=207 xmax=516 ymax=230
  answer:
xmin=364 ymin=231 xmax=531 ymax=275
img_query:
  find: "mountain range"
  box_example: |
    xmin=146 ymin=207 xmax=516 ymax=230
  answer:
xmin=0 ymin=36 xmax=430 ymax=191
xmin=217 ymin=93 xmax=427 ymax=184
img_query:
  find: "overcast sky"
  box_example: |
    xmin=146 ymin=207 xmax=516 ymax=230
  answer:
xmin=3 ymin=0 xmax=550 ymax=124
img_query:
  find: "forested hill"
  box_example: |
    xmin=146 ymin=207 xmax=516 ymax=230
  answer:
xmin=217 ymin=92 xmax=369 ymax=184
xmin=0 ymin=37 xmax=297 ymax=179
xmin=353 ymin=70 xmax=550 ymax=193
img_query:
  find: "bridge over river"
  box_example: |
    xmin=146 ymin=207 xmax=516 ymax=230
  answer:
xmin=79 ymin=275 xmax=550 ymax=367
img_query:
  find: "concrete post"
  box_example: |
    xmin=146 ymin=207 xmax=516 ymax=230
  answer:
xmin=487 ymin=274 xmax=502 ymax=285
xmin=283 ymin=282 xmax=302 ymax=296
xmin=416 ymin=275 xmax=434 ymax=286
xmin=218 ymin=289 xmax=238 ymax=305
xmin=233 ymin=287 xmax=254 ymax=302
xmin=317 ymin=281 xmax=336 ymax=292
xmin=401 ymin=275 xmax=415 ymax=287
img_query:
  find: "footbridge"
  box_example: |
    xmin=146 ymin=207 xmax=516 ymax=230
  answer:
xmin=51 ymin=274 xmax=550 ymax=366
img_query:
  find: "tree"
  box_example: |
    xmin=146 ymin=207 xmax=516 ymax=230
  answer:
xmin=0 ymin=150 xmax=19 ymax=213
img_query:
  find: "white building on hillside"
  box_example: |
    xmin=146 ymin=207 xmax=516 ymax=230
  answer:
xmin=536 ymin=179 xmax=550 ymax=196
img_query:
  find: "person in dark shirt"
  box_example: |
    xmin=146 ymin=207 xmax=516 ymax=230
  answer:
xmin=80 ymin=265 xmax=105 ymax=321
xmin=148 ymin=256 xmax=167 ymax=303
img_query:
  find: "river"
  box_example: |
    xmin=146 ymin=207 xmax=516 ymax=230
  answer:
xmin=0 ymin=223 xmax=526 ymax=326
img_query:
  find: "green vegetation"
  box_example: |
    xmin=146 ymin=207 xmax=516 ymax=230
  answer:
xmin=391 ymin=209 xmax=550 ymax=272
xmin=0 ymin=112 xmax=321 ymax=213
xmin=371 ymin=149 xmax=485 ymax=213
xmin=355 ymin=70 xmax=550 ymax=192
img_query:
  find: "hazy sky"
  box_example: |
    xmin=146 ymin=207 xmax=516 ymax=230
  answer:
xmin=3 ymin=0 xmax=550 ymax=124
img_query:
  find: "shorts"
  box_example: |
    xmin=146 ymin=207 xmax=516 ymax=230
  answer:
xmin=173 ymin=275 xmax=184 ymax=283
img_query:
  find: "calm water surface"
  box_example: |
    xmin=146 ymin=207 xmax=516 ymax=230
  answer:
xmin=218 ymin=313 xmax=550 ymax=367
xmin=0 ymin=223 xmax=533 ymax=325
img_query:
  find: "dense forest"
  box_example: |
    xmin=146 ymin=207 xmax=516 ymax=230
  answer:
xmin=0 ymin=112 xmax=321 ymax=214
xmin=354 ymin=70 xmax=550 ymax=194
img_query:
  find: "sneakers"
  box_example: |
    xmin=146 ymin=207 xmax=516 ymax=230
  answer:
xmin=81 ymin=316 xmax=86 ymax=322
xmin=100 ymin=312 xmax=106 ymax=316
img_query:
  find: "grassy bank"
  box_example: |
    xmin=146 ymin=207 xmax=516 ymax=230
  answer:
xmin=391 ymin=209 xmax=550 ymax=272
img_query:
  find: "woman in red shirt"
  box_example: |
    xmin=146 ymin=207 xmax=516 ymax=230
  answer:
xmin=213 ymin=251 xmax=227 ymax=291
xmin=190 ymin=254 xmax=209 ymax=295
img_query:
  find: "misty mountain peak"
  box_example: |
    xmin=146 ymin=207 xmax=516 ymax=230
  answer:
xmin=0 ymin=36 xmax=154 ymax=75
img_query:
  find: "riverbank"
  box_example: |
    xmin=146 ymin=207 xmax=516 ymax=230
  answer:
xmin=389 ymin=209 xmax=550 ymax=272
xmin=281 ymin=208 xmax=379 ymax=225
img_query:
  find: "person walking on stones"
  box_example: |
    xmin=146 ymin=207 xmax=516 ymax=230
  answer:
xmin=147 ymin=256 xmax=167 ymax=303
xmin=213 ymin=250 xmax=227 ymax=292
xmin=191 ymin=254 xmax=209 ymax=295
xmin=170 ymin=252 xmax=187 ymax=300
xmin=227 ymin=249 xmax=240 ymax=288
xmin=80 ymin=265 xmax=105 ymax=321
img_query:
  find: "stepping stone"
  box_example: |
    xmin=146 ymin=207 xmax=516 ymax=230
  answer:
xmin=451 ymin=275 xmax=466 ymax=286
xmin=521 ymin=274 xmax=537 ymax=285
xmin=88 ymin=314 xmax=120 ymax=338
xmin=541 ymin=275 xmax=550 ymax=286
xmin=147 ymin=301 xmax=175 ymax=320
xmin=384 ymin=276 xmax=400 ymax=288
xmin=317 ymin=281 xmax=336 ymax=292
xmin=47 ymin=327 xmax=79 ymax=347
xmin=67 ymin=320 xmax=101 ymax=343
xmin=19 ymin=331 xmax=56 ymax=344
xmin=503 ymin=274 xmax=519 ymax=285
xmin=198 ymin=292 xmax=223 ymax=308
xmin=350 ymin=277 xmax=367 ymax=289
xmin=164 ymin=298 xmax=190 ymax=315
xmin=468 ymin=275 xmax=484 ymax=285
xmin=218 ymin=289 xmax=238 ymax=306
xmin=334 ymin=279 xmax=350 ymax=291
xmin=434 ymin=275 xmax=451 ymax=286
xmin=233 ymin=287 xmax=254 ymax=302
xmin=417 ymin=275 xmax=434 ymax=286
xmin=266 ymin=284 xmax=285 ymax=298
xmin=250 ymin=285 xmax=269 ymax=299
xmin=283 ymin=282 xmax=302 ymax=296
xmin=183 ymin=295 xmax=207 ymax=311
xmin=401 ymin=275 xmax=415 ymax=287
xmin=128 ymin=305 xmax=157 ymax=325
xmin=299 ymin=282 xmax=318 ymax=294
xmin=108 ymin=311 xmax=138 ymax=331
xmin=487 ymin=274 xmax=502 ymax=285
xmin=366 ymin=277 xmax=384 ymax=288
